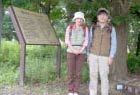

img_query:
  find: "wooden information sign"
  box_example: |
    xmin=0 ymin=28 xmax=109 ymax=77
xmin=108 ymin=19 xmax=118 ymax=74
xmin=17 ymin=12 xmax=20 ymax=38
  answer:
xmin=8 ymin=6 xmax=61 ymax=86
xmin=9 ymin=6 xmax=59 ymax=45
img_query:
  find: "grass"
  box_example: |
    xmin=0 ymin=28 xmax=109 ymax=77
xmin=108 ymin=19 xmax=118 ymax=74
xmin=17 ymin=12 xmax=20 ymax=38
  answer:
xmin=4 ymin=40 xmax=138 ymax=85
xmin=0 ymin=41 xmax=68 ymax=85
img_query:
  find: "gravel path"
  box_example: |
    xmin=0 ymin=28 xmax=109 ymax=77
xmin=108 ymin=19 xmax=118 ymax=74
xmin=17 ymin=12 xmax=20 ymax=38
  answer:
xmin=1 ymin=74 xmax=140 ymax=95
xmin=0 ymin=80 xmax=129 ymax=95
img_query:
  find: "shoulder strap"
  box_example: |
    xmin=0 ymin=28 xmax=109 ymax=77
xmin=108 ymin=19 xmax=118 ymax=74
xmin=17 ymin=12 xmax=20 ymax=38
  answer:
xmin=69 ymin=24 xmax=73 ymax=32
xmin=82 ymin=25 xmax=87 ymax=37
xmin=108 ymin=23 xmax=112 ymax=33
xmin=82 ymin=25 xmax=86 ymax=32
xmin=91 ymin=24 xmax=96 ymax=38
xmin=68 ymin=24 xmax=74 ymax=37
xmin=68 ymin=24 xmax=87 ymax=37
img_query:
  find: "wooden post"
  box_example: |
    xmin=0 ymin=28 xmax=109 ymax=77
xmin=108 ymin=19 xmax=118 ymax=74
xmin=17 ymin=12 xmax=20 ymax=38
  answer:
xmin=19 ymin=43 xmax=26 ymax=86
xmin=8 ymin=7 xmax=26 ymax=86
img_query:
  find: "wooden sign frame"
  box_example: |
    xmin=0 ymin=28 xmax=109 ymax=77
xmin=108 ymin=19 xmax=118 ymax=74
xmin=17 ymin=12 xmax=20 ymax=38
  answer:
xmin=8 ymin=6 xmax=61 ymax=86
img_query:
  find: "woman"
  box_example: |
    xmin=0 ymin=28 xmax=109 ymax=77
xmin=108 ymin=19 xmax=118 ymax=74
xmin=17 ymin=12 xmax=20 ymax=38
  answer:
xmin=65 ymin=11 xmax=89 ymax=95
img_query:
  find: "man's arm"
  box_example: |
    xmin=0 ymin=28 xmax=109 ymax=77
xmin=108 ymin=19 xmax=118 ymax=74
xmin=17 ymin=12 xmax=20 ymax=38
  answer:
xmin=109 ymin=26 xmax=117 ymax=58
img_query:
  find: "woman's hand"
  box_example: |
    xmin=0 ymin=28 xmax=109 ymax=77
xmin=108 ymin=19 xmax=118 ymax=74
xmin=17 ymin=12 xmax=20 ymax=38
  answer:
xmin=79 ymin=46 xmax=85 ymax=54
xmin=73 ymin=49 xmax=80 ymax=55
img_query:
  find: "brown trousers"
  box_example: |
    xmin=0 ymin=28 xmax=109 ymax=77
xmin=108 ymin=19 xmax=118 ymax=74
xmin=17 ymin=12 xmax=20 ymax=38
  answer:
xmin=67 ymin=53 xmax=85 ymax=93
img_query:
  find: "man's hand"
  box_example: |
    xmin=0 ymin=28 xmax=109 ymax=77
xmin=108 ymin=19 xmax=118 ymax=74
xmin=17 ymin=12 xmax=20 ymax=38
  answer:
xmin=108 ymin=57 xmax=113 ymax=65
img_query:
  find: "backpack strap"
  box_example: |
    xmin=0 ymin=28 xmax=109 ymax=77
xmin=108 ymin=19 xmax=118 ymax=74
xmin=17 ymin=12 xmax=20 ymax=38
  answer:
xmin=69 ymin=24 xmax=73 ymax=32
xmin=108 ymin=23 xmax=112 ymax=33
xmin=68 ymin=24 xmax=73 ymax=37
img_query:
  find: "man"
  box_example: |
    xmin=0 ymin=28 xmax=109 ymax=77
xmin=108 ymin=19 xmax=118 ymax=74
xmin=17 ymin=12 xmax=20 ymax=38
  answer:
xmin=88 ymin=8 xmax=117 ymax=95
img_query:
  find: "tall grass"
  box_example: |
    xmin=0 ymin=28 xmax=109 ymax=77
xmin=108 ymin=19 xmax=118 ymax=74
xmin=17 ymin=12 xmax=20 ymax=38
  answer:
xmin=0 ymin=41 xmax=19 ymax=85
xmin=0 ymin=41 xmax=68 ymax=85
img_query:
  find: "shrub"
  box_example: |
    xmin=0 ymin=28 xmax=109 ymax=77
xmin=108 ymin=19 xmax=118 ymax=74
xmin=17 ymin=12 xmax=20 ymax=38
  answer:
xmin=0 ymin=41 xmax=20 ymax=67
xmin=127 ymin=53 xmax=140 ymax=74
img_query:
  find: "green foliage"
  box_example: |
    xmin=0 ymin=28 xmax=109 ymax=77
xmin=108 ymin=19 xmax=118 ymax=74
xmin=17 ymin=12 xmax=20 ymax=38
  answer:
xmin=0 ymin=65 xmax=18 ymax=85
xmin=130 ymin=0 xmax=140 ymax=20
xmin=49 ymin=2 xmax=67 ymax=40
xmin=60 ymin=45 xmax=68 ymax=80
xmin=3 ymin=0 xmax=39 ymax=12
xmin=81 ymin=63 xmax=89 ymax=83
xmin=2 ymin=14 xmax=14 ymax=40
xmin=0 ymin=41 xmax=20 ymax=66
xmin=112 ymin=15 xmax=130 ymax=26
xmin=0 ymin=41 xmax=67 ymax=85
xmin=0 ymin=41 xmax=19 ymax=85
xmin=127 ymin=53 xmax=140 ymax=74
xmin=25 ymin=45 xmax=59 ymax=84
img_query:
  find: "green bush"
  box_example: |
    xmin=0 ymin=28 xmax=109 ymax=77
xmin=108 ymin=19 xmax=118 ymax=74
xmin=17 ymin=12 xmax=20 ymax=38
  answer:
xmin=0 ymin=41 xmax=20 ymax=67
xmin=127 ymin=53 xmax=140 ymax=74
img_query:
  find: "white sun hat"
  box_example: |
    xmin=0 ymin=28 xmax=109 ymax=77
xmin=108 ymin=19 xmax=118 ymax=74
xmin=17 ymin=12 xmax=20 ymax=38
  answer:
xmin=72 ymin=11 xmax=85 ymax=23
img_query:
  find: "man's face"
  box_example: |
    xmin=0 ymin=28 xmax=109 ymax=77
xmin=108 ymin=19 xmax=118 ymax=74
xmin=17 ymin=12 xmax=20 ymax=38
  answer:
xmin=97 ymin=12 xmax=109 ymax=23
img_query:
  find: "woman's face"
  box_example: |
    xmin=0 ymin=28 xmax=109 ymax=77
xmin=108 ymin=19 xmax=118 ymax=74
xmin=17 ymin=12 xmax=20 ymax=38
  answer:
xmin=97 ymin=12 xmax=109 ymax=23
xmin=75 ymin=18 xmax=84 ymax=25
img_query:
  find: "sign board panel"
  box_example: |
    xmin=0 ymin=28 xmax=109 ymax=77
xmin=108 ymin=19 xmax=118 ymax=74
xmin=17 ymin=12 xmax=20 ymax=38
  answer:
xmin=11 ymin=7 xmax=60 ymax=45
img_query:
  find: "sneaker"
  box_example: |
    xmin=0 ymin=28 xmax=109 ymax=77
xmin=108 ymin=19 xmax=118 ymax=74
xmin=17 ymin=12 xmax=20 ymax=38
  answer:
xmin=73 ymin=92 xmax=79 ymax=95
xmin=68 ymin=92 xmax=73 ymax=95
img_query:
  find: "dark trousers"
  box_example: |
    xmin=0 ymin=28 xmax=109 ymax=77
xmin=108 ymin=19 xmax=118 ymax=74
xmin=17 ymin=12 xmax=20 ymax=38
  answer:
xmin=67 ymin=53 xmax=85 ymax=93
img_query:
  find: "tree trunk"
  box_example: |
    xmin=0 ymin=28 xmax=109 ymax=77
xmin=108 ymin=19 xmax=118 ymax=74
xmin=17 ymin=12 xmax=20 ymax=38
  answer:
xmin=109 ymin=0 xmax=129 ymax=81
xmin=110 ymin=24 xmax=128 ymax=80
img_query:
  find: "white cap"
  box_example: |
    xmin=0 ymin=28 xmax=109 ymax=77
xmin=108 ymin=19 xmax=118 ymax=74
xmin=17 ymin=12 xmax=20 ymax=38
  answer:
xmin=72 ymin=11 xmax=85 ymax=22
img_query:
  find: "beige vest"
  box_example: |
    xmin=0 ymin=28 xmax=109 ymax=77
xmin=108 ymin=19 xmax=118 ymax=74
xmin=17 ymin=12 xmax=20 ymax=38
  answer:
xmin=67 ymin=29 xmax=86 ymax=53
xmin=90 ymin=24 xmax=111 ymax=56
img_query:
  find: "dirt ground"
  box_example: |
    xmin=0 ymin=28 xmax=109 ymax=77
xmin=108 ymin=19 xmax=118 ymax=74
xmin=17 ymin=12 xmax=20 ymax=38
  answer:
xmin=0 ymin=75 xmax=140 ymax=95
